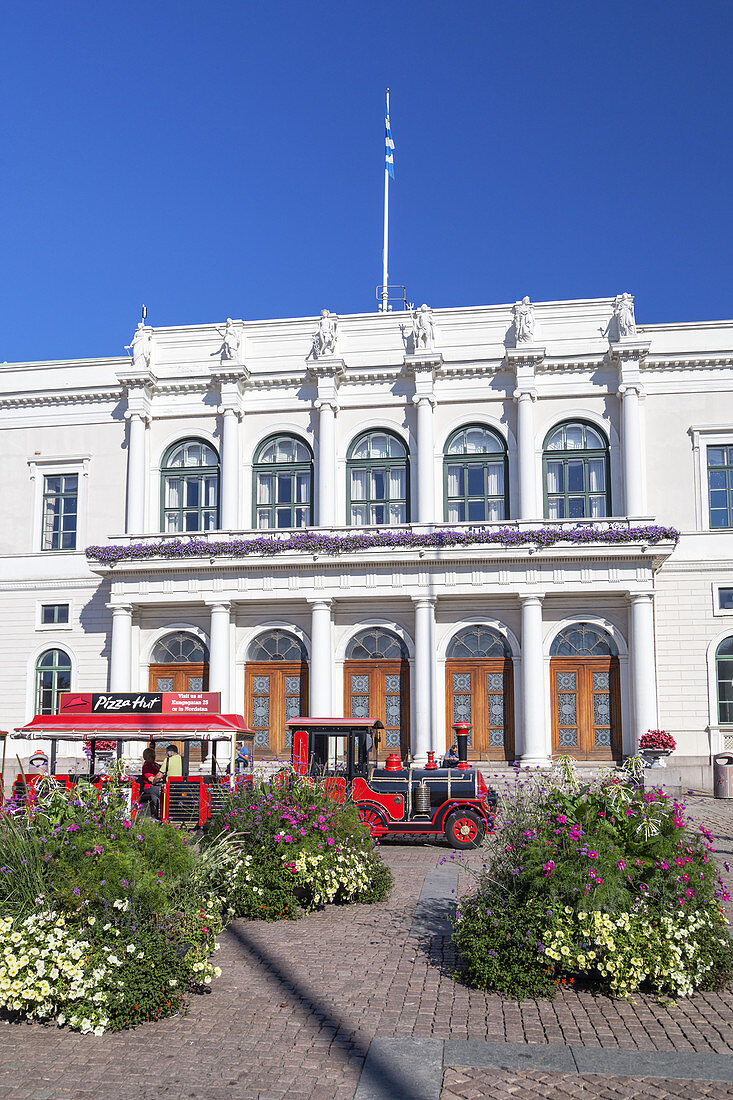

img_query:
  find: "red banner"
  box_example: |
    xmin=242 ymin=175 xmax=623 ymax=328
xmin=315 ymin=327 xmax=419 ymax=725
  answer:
xmin=59 ymin=692 xmax=221 ymax=715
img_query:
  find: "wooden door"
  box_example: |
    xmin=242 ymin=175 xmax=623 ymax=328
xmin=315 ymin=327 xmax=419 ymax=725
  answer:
xmin=244 ymin=662 xmax=308 ymax=759
xmin=344 ymin=660 xmax=410 ymax=760
xmin=445 ymin=658 xmax=514 ymax=760
xmin=550 ymin=658 xmax=621 ymax=760
xmin=149 ymin=663 xmax=209 ymax=765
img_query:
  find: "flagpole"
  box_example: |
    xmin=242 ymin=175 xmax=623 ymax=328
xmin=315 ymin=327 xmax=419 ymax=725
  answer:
xmin=381 ymin=88 xmax=390 ymax=313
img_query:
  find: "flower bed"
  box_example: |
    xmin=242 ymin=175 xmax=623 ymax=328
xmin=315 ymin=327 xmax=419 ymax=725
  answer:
xmin=452 ymin=762 xmax=733 ymax=999
xmin=85 ymin=523 xmax=680 ymax=564
xmin=0 ymin=772 xmax=391 ymax=1034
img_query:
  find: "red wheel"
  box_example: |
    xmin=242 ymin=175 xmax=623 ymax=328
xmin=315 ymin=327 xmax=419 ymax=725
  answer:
xmin=445 ymin=810 xmax=485 ymax=850
xmin=358 ymin=805 xmax=389 ymax=838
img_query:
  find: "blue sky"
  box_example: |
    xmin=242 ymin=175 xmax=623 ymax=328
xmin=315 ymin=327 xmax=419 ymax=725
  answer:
xmin=1 ymin=0 xmax=732 ymax=362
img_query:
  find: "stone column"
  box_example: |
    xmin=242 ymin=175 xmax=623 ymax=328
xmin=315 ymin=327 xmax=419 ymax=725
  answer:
xmin=208 ymin=602 xmax=231 ymax=710
xmin=309 ymin=599 xmax=333 ymax=716
xmin=514 ymin=388 xmax=538 ymax=520
xmin=413 ymin=596 xmax=436 ymax=765
xmin=316 ymin=402 xmax=337 ymax=527
xmin=219 ymin=407 xmax=240 ymax=530
xmin=519 ymin=594 xmax=549 ymax=765
xmin=109 ymin=604 xmax=133 ymax=691
xmin=619 ymin=384 xmax=643 ymax=517
xmin=414 ymin=395 xmax=436 ymax=523
xmin=124 ymin=413 xmax=147 ymax=533
xmin=630 ymin=593 xmax=657 ymax=747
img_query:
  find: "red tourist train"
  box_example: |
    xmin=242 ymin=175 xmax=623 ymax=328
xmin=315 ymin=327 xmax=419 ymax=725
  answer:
xmin=288 ymin=717 xmax=497 ymax=849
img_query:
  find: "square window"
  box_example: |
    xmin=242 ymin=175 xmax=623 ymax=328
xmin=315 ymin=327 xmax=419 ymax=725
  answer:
xmin=41 ymin=604 xmax=69 ymax=624
xmin=719 ymin=589 xmax=733 ymax=611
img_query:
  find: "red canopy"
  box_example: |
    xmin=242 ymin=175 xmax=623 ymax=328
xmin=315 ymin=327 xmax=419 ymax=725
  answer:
xmin=14 ymin=713 xmax=255 ymax=741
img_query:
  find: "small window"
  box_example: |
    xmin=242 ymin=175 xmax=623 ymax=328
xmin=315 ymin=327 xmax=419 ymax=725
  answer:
xmin=345 ymin=627 xmax=407 ymax=660
xmin=35 ymin=649 xmax=72 ymax=714
xmin=151 ymin=632 xmax=209 ymax=664
xmin=719 ymin=589 xmax=733 ymax=611
xmin=248 ymin=630 xmax=306 ymax=661
xmin=41 ymin=604 xmax=69 ymax=625
xmin=42 ymin=474 xmax=78 ymax=551
xmin=708 ymin=446 xmax=733 ymax=529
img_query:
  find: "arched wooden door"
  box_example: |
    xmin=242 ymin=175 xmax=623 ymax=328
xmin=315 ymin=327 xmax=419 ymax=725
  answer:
xmin=550 ymin=624 xmax=621 ymax=761
xmin=244 ymin=630 xmax=308 ymax=759
xmin=343 ymin=628 xmax=410 ymax=760
xmin=445 ymin=625 xmax=515 ymax=760
xmin=149 ymin=631 xmax=210 ymax=765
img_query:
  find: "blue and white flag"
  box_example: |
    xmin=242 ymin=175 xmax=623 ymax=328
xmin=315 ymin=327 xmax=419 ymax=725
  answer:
xmin=385 ymin=91 xmax=394 ymax=179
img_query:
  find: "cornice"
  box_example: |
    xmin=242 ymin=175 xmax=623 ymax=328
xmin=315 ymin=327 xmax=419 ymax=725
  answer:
xmin=0 ymin=389 xmax=122 ymax=409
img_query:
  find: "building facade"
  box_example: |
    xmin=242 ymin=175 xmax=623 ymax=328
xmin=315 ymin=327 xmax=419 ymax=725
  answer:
xmin=2 ymin=295 xmax=733 ymax=780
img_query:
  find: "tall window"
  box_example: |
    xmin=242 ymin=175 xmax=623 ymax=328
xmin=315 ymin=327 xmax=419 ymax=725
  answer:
xmin=35 ymin=649 xmax=72 ymax=714
xmin=543 ymin=421 xmax=610 ymax=519
xmin=708 ymin=446 xmax=733 ymax=529
xmin=444 ymin=425 xmax=507 ymax=522
xmin=160 ymin=440 xmax=219 ymax=533
xmin=717 ymin=638 xmax=733 ymax=724
xmin=253 ymin=435 xmax=313 ymax=529
xmin=42 ymin=474 xmax=78 ymax=551
xmin=347 ymin=430 xmax=409 ymax=526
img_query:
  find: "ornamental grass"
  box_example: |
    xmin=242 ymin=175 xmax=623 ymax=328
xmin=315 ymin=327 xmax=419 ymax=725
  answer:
xmin=452 ymin=759 xmax=733 ymax=999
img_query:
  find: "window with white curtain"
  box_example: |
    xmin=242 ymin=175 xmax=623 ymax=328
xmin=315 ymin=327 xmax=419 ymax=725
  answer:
xmin=347 ymin=431 xmax=409 ymax=525
xmin=160 ymin=440 xmax=220 ymax=532
xmin=253 ymin=435 xmax=313 ymax=529
xmin=444 ymin=425 xmax=508 ymax=522
xmin=543 ymin=422 xmax=610 ymax=519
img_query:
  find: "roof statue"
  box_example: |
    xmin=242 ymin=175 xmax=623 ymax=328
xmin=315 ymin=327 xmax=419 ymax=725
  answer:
xmin=613 ymin=293 xmax=636 ymax=338
xmin=126 ymin=322 xmax=152 ymax=371
xmin=215 ymin=318 xmax=242 ymax=362
xmin=412 ymin=303 xmax=436 ymax=351
xmin=316 ymin=309 xmax=338 ymax=357
xmin=513 ymin=296 xmax=536 ymax=345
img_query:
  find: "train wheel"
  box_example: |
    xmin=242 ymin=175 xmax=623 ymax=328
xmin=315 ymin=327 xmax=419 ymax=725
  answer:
xmin=358 ymin=805 xmax=389 ymax=838
xmin=445 ymin=810 xmax=485 ymax=850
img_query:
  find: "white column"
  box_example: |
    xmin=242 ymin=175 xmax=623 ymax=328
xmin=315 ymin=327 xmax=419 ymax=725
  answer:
xmin=630 ymin=593 xmax=657 ymax=747
xmin=620 ymin=385 xmax=643 ymax=516
xmin=220 ymin=408 xmax=240 ymax=530
xmin=413 ymin=597 xmax=436 ymax=765
xmin=109 ymin=604 xmax=133 ymax=691
xmin=514 ymin=389 xmax=537 ymax=520
xmin=208 ymin=602 xmax=231 ymax=710
xmin=309 ymin=599 xmax=333 ymax=716
xmin=125 ymin=413 xmax=147 ymax=533
xmin=520 ymin=595 xmax=549 ymax=765
xmin=415 ymin=396 xmax=436 ymax=523
xmin=317 ymin=402 xmax=336 ymax=526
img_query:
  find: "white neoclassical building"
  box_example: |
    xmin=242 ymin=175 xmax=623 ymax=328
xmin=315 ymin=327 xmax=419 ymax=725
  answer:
xmin=2 ymin=294 xmax=733 ymax=786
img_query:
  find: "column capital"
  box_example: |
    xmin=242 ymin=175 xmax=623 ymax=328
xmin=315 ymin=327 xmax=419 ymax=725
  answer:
xmin=107 ymin=602 xmax=134 ymax=615
xmin=517 ymin=591 xmax=545 ymax=605
xmin=123 ymin=409 xmax=151 ymax=425
xmin=314 ymin=398 xmax=339 ymax=413
xmin=617 ymin=382 xmax=646 ymax=401
xmin=513 ymin=386 xmax=538 ymax=402
xmin=627 ymin=590 xmax=655 ymax=604
xmin=204 ymin=599 xmax=233 ymax=612
xmin=411 ymin=595 xmax=437 ymax=608
xmin=411 ymin=393 xmax=436 ymax=408
xmin=307 ymin=597 xmax=333 ymax=609
xmin=217 ymin=404 xmax=243 ymax=419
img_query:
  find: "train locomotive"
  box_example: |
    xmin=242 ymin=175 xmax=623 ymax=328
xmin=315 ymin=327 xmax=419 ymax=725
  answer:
xmin=287 ymin=717 xmax=497 ymax=849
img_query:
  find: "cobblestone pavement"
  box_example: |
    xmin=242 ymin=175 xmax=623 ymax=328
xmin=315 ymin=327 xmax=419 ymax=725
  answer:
xmin=442 ymin=1066 xmax=733 ymax=1099
xmin=1 ymin=795 xmax=733 ymax=1099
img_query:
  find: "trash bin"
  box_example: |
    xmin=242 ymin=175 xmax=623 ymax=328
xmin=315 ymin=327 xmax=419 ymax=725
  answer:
xmin=714 ymin=754 xmax=733 ymax=798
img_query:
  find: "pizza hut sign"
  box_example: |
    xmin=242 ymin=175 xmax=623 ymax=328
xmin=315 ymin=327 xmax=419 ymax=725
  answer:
xmin=59 ymin=692 xmax=221 ymax=715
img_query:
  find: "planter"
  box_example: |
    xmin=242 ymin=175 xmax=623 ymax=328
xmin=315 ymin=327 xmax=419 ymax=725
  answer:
xmin=642 ymin=749 xmax=673 ymax=769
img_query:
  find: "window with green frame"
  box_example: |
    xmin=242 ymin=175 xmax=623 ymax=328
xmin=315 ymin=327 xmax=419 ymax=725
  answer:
xmin=543 ymin=421 xmax=610 ymax=519
xmin=347 ymin=430 xmax=409 ymax=526
xmin=717 ymin=637 xmax=733 ymax=724
xmin=707 ymin=446 xmax=733 ymax=529
xmin=253 ymin=434 xmax=313 ymax=529
xmin=160 ymin=439 xmax=219 ymax=533
xmin=35 ymin=648 xmax=72 ymax=714
xmin=444 ymin=425 xmax=508 ymax=522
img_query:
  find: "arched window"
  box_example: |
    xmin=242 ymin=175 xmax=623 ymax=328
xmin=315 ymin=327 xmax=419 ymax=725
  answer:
xmin=151 ymin=632 xmax=209 ymax=664
xmin=550 ymin=623 xmax=618 ymax=657
xmin=160 ymin=439 xmax=219 ymax=533
xmin=253 ymin=435 xmax=313 ymax=529
xmin=345 ymin=627 xmax=407 ymax=660
xmin=543 ymin=421 xmax=610 ymax=519
xmin=444 ymin=425 xmax=508 ymax=522
xmin=248 ymin=630 xmax=307 ymax=662
xmin=347 ymin=430 xmax=409 ymax=526
xmin=716 ymin=637 xmax=733 ymax=724
xmin=447 ymin=625 xmax=511 ymax=659
xmin=35 ymin=649 xmax=72 ymax=715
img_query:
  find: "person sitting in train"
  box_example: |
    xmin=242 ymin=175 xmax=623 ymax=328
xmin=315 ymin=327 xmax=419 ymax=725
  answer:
xmin=161 ymin=743 xmax=183 ymax=779
xmin=442 ymin=742 xmax=459 ymax=767
xmin=140 ymin=747 xmax=164 ymax=813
